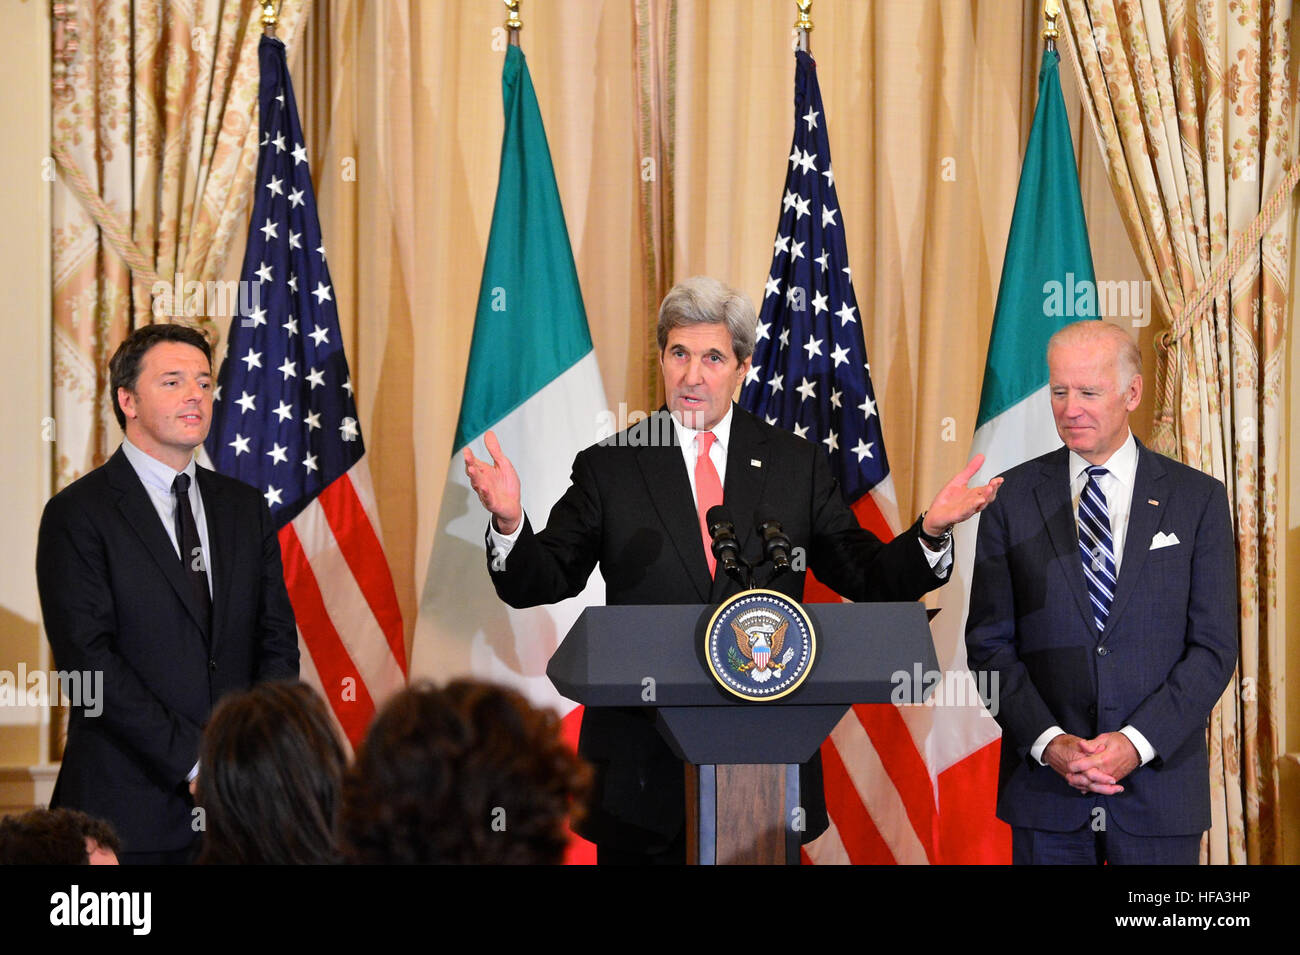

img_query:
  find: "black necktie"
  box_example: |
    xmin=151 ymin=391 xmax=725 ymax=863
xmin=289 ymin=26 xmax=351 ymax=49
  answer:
xmin=172 ymin=473 xmax=212 ymax=629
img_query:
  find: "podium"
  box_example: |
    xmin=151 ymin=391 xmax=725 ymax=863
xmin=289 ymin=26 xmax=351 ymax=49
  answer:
xmin=548 ymin=599 xmax=939 ymax=865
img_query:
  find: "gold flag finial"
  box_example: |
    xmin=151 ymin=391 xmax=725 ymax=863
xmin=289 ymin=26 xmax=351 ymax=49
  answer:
xmin=505 ymin=0 xmax=522 ymax=46
xmin=794 ymin=0 xmax=813 ymax=52
xmin=1043 ymin=0 xmax=1061 ymax=48
xmin=261 ymin=1 xmax=277 ymax=37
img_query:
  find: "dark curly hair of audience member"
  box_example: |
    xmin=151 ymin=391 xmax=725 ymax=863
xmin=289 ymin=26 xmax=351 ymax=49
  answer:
xmin=0 ymin=808 xmax=120 ymax=864
xmin=340 ymin=680 xmax=591 ymax=864
xmin=196 ymin=681 xmax=347 ymax=865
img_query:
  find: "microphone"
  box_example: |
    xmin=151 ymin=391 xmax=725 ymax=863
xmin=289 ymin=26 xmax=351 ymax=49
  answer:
xmin=755 ymin=516 xmax=793 ymax=577
xmin=706 ymin=505 xmax=747 ymax=586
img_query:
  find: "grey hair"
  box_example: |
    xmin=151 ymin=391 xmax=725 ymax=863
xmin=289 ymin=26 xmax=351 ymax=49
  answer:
xmin=1047 ymin=320 xmax=1141 ymax=388
xmin=656 ymin=276 xmax=757 ymax=362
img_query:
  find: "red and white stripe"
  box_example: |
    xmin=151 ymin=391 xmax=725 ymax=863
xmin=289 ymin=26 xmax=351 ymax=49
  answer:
xmin=280 ymin=461 xmax=407 ymax=748
xmin=803 ymin=475 xmax=1008 ymax=865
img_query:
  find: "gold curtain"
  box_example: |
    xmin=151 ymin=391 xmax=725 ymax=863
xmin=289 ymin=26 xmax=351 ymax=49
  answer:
xmin=1060 ymin=0 xmax=1291 ymax=863
xmin=297 ymin=1 xmax=646 ymax=647
xmin=668 ymin=0 xmax=1138 ymax=532
xmin=294 ymin=0 xmax=1139 ymax=702
xmin=51 ymin=0 xmax=309 ymax=489
xmin=634 ymin=0 xmax=678 ymax=413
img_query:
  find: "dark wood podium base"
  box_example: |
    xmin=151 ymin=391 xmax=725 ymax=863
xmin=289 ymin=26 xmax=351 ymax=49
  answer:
xmin=685 ymin=763 xmax=801 ymax=865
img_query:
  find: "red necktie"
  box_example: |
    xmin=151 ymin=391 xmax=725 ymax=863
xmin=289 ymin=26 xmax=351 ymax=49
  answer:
xmin=695 ymin=431 xmax=723 ymax=578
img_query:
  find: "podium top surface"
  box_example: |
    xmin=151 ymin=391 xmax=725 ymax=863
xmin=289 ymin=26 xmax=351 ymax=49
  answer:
xmin=548 ymin=601 xmax=939 ymax=708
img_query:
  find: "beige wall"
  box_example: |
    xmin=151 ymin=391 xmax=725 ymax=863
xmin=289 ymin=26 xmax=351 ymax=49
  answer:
xmin=0 ymin=0 xmax=54 ymax=809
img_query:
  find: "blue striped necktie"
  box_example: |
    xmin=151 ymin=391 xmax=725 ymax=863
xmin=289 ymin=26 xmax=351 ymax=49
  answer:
xmin=1078 ymin=465 xmax=1115 ymax=633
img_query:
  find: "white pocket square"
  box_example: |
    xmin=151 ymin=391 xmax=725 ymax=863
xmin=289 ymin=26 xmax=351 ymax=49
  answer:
xmin=1150 ymin=531 xmax=1180 ymax=550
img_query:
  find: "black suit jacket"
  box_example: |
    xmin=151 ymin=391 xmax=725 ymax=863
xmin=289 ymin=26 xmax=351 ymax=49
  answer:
xmin=965 ymin=440 xmax=1237 ymax=836
xmin=36 ymin=446 xmax=299 ymax=853
xmin=489 ymin=406 xmax=945 ymax=851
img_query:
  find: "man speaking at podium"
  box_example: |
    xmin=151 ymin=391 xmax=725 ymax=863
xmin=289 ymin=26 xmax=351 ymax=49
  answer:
xmin=465 ymin=276 xmax=1000 ymax=863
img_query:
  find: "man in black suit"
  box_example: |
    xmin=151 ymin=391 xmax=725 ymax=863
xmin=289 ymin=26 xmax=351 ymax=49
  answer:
xmin=965 ymin=320 xmax=1237 ymax=864
xmin=36 ymin=323 xmax=299 ymax=863
xmin=465 ymin=276 xmax=1001 ymax=863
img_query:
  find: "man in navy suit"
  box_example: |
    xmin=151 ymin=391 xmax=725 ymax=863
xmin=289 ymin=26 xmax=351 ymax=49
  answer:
xmin=966 ymin=320 xmax=1237 ymax=865
xmin=465 ymin=276 xmax=1002 ymax=863
xmin=36 ymin=324 xmax=298 ymax=863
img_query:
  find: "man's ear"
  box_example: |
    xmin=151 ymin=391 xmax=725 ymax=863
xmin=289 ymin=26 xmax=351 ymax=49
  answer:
xmin=1126 ymin=374 xmax=1143 ymax=411
xmin=117 ymin=387 xmax=136 ymax=422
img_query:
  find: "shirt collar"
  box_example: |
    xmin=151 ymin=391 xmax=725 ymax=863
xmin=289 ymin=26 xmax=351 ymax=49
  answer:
xmin=121 ymin=436 xmax=197 ymax=494
xmin=669 ymin=403 xmax=734 ymax=453
xmin=1069 ymin=430 xmax=1137 ymax=488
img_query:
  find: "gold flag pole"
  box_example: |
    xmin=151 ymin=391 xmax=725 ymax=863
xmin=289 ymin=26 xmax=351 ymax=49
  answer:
xmin=1043 ymin=0 xmax=1060 ymax=51
xmin=795 ymin=0 xmax=813 ymax=53
xmin=505 ymin=0 xmax=522 ymax=47
xmin=262 ymin=0 xmax=277 ymax=38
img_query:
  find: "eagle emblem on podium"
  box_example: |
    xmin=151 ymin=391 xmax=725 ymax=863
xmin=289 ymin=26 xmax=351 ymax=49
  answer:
xmin=730 ymin=611 xmax=794 ymax=683
xmin=704 ymin=590 xmax=816 ymax=701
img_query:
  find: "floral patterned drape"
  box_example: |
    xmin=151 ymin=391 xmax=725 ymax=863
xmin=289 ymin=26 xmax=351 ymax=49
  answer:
xmin=1061 ymin=0 xmax=1291 ymax=864
xmin=51 ymin=0 xmax=308 ymax=489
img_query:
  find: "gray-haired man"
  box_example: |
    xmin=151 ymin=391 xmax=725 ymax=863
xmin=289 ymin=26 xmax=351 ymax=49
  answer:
xmin=466 ymin=275 xmax=999 ymax=862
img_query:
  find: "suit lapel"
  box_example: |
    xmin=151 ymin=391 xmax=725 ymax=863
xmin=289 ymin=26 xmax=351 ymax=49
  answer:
xmin=636 ymin=410 xmax=712 ymax=602
xmin=196 ymin=466 xmax=231 ymax=655
xmin=1100 ymin=442 xmax=1166 ymax=644
xmin=1033 ymin=448 xmax=1098 ymax=636
xmin=711 ymin=407 xmax=769 ymax=601
xmin=106 ymin=448 xmax=212 ymax=638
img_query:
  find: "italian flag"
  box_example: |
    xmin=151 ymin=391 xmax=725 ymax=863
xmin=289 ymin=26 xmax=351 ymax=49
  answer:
xmin=924 ymin=48 xmax=1097 ymax=863
xmin=413 ymin=45 xmax=606 ymax=863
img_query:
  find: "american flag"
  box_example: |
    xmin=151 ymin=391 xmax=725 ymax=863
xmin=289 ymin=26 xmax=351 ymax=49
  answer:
xmin=205 ymin=36 xmax=406 ymax=747
xmin=739 ymin=50 xmax=940 ymax=865
xmin=740 ymin=53 xmax=886 ymax=507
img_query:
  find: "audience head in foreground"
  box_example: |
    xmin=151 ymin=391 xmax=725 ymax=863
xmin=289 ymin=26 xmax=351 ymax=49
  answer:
xmin=196 ymin=680 xmax=347 ymax=865
xmin=341 ymin=679 xmax=591 ymax=864
xmin=0 ymin=807 xmax=120 ymax=865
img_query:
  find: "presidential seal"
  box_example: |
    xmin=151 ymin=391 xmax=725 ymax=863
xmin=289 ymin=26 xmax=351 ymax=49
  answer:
xmin=704 ymin=589 xmax=816 ymax=701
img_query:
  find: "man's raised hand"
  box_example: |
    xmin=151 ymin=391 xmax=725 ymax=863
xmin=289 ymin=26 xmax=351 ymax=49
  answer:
xmin=922 ymin=453 xmax=1004 ymax=537
xmin=463 ymin=431 xmax=523 ymax=535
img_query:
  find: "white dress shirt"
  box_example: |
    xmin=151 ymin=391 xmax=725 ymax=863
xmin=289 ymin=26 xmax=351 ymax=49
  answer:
xmin=120 ymin=437 xmax=213 ymax=599
xmin=1030 ymin=430 xmax=1156 ymax=768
